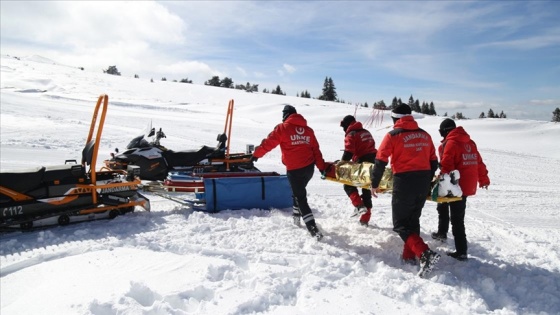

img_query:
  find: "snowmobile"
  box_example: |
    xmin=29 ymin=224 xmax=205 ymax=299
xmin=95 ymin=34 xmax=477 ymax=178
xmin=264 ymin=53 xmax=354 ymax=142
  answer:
xmin=103 ymin=99 xmax=259 ymax=181
xmin=0 ymin=95 xmax=150 ymax=232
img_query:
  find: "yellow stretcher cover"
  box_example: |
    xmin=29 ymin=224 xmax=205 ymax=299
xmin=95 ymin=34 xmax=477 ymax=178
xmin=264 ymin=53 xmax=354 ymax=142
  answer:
xmin=322 ymin=161 xmax=392 ymax=192
xmin=322 ymin=161 xmax=461 ymax=203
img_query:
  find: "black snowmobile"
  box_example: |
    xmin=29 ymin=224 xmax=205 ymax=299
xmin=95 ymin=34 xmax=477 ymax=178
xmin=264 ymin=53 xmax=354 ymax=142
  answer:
xmin=103 ymin=100 xmax=258 ymax=181
xmin=0 ymin=95 xmax=150 ymax=232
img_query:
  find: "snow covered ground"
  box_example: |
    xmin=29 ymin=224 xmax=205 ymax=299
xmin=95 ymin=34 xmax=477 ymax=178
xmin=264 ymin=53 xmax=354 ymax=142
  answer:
xmin=1 ymin=55 xmax=560 ymax=315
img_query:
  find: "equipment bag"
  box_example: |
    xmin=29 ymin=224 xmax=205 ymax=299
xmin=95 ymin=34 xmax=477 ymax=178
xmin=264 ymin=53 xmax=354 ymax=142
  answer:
xmin=201 ymin=175 xmax=292 ymax=212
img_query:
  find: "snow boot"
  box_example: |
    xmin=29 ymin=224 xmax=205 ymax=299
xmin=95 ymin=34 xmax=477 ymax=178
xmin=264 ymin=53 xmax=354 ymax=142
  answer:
xmin=292 ymin=204 xmax=301 ymax=226
xmin=349 ymin=192 xmax=366 ymax=217
xmin=351 ymin=205 xmax=367 ymax=217
xmin=292 ymin=214 xmax=301 ymax=226
xmin=359 ymin=208 xmax=371 ymax=226
xmin=401 ymin=242 xmax=417 ymax=265
xmin=431 ymin=232 xmax=447 ymax=242
xmin=418 ymin=249 xmax=441 ymax=278
xmin=446 ymin=251 xmax=468 ymax=261
xmin=307 ymin=224 xmax=323 ymax=241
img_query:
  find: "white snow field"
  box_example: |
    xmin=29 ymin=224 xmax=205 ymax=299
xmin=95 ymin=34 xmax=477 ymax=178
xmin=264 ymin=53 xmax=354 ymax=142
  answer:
xmin=1 ymin=55 xmax=560 ymax=315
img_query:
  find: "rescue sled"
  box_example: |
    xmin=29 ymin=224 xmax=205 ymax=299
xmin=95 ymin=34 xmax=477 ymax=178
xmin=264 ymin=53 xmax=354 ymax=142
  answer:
xmin=0 ymin=95 xmax=150 ymax=232
xmin=149 ymin=173 xmax=293 ymax=212
xmin=159 ymin=170 xmax=279 ymax=193
xmin=321 ymin=161 xmax=462 ymax=203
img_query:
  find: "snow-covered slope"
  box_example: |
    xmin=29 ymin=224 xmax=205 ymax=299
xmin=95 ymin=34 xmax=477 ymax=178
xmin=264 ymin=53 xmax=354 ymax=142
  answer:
xmin=1 ymin=54 xmax=559 ymax=315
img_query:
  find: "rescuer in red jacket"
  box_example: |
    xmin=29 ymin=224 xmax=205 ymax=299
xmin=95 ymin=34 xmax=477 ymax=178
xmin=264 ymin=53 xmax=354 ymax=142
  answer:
xmin=252 ymin=105 xmax=326 ymax=240
xmin=431 ymin=118 xmax=490 ymax=261
xmin=370 ymin=104 xmax=440 ymax=277
xmin=339 ymin=115 xmax=377 ymax=226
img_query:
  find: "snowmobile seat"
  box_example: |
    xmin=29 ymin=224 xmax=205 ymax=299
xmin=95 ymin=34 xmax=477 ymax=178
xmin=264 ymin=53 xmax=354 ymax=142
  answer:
xmin=208 ymin=133 xmax=227 ymax=158
xmin=43 ymin=164 xmax=86 ymax=184
xmin=0 ymin=166 xmax=46 ymax=193
xmin=163 ymin=146 xmax=216 ymax=167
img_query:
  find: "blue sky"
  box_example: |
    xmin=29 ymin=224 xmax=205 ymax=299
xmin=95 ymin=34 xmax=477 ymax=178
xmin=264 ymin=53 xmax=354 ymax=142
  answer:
xmin=1 ymin=1 xmax=559 ymax=121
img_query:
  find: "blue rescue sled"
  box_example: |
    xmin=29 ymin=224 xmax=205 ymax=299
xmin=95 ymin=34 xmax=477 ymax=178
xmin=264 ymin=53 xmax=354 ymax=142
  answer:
xmin=191 ymin=175 xmax=293 ymax=212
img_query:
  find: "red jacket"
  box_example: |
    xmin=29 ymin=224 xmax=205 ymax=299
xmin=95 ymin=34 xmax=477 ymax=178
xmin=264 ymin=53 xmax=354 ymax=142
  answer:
xmin=439 ymin=126 xmax=490 ymax=196
xmin=253 ymin=113 xmax=325 ymax=171
xmin=375 ymin=116 xmax=437 ymax=175
xmin=343 ymin=121 xmax=377 ymax=162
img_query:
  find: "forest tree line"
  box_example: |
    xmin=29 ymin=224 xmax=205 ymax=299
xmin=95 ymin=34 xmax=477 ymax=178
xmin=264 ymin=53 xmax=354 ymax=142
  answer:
xmin=104 ymin=65 xmax=560 ymax=121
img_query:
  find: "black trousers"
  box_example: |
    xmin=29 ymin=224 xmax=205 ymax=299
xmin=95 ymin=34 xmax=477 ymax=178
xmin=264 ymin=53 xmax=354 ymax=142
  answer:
xmin=391 ymin=172 xmax=432 ymax=242
xmin=287 ymin=163 xmax=316 ymax=227
xmin=436 ymin=197 xmax=468 ymax=254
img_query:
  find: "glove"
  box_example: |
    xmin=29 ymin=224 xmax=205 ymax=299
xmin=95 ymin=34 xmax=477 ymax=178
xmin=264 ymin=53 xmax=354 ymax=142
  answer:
xmin=320 ymin=163 xmax=332 ymax=179
xmin=250 ymin=155 xmax=259 ymax=162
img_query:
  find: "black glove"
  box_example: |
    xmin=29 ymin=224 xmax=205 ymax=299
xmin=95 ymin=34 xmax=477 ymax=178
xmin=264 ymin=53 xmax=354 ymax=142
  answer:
xmin=250 ymin=155 xmax=259 ymax=162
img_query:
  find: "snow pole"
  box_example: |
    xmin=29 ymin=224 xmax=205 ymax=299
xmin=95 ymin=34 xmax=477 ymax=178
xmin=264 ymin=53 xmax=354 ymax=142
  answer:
xmin=364 ymin=104 xmax=385 ymax=129
xmin=223 ymin=99 xmax=234 ymax=170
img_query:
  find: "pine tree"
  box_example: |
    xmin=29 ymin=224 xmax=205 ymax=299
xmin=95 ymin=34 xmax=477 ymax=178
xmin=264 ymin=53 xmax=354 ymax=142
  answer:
xmin=378 ymin=100 xmax=386 ymax=110
xmin=220 ymin=77 xmax=233 ymax=88
xmin=421 ymin=102 xmax=429 ymax=114
xmin=320 ymin=77 xmax=337 ymax=101
xmin=553 ymin=108 xmax=560 ymax=122
xmin=479 ymin=112 xmax=486 ymax=118
xmin=429 ymin=102 xmax=436 ymax=116
xmin=413 ymin=100 xmax=420 ymax=112
xmin=103 ymin=65 xmax=121 ymax=76
xmin=488 ymin=109 xmax=495 ymax=118
xmin=271 ymin=85 xmax=284 ymax=95
xmin=390 ymin=97 xmax=398 ymax=110
xmin=205 ymin=76 xmax=221 ymax=86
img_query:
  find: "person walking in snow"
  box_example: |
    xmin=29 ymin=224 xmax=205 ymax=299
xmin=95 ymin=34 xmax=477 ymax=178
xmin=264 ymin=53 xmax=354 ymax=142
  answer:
xmin=431 ymin=118 xmax=490 ymax=261
xmin=339 ymin=115 xmax=377 ymax=226
xmin=370 ymin=104 xmax=440 ymax=277
xmin=251 ymin=105 xmax=326 ymax=240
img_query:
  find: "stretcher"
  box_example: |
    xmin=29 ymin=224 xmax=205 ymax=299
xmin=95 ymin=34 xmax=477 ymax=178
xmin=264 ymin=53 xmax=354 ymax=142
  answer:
xmin=321 ymin=161 xmax=462 ymax=203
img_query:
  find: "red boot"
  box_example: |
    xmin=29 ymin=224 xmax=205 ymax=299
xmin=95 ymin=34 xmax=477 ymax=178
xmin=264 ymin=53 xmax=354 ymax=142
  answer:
xmin=349 ymin=192 xmax=367 ymax=217
xmin=401 ymin=242 xmax=417 ymax=265
xmin=359 ymin=208 xmax=371 ymax=226
xmin=349 ymin=191 xmax=363 ymax=207
xmin=404 ymin=233 xmax=429 ymax=258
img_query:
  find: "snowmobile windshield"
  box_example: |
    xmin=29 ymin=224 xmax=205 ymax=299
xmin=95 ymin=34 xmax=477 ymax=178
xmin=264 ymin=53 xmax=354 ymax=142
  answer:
xmin=126 ymin=122 xmax=155 ymax=149
xmin=127 ymin=135 xmax=150 ymax=149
